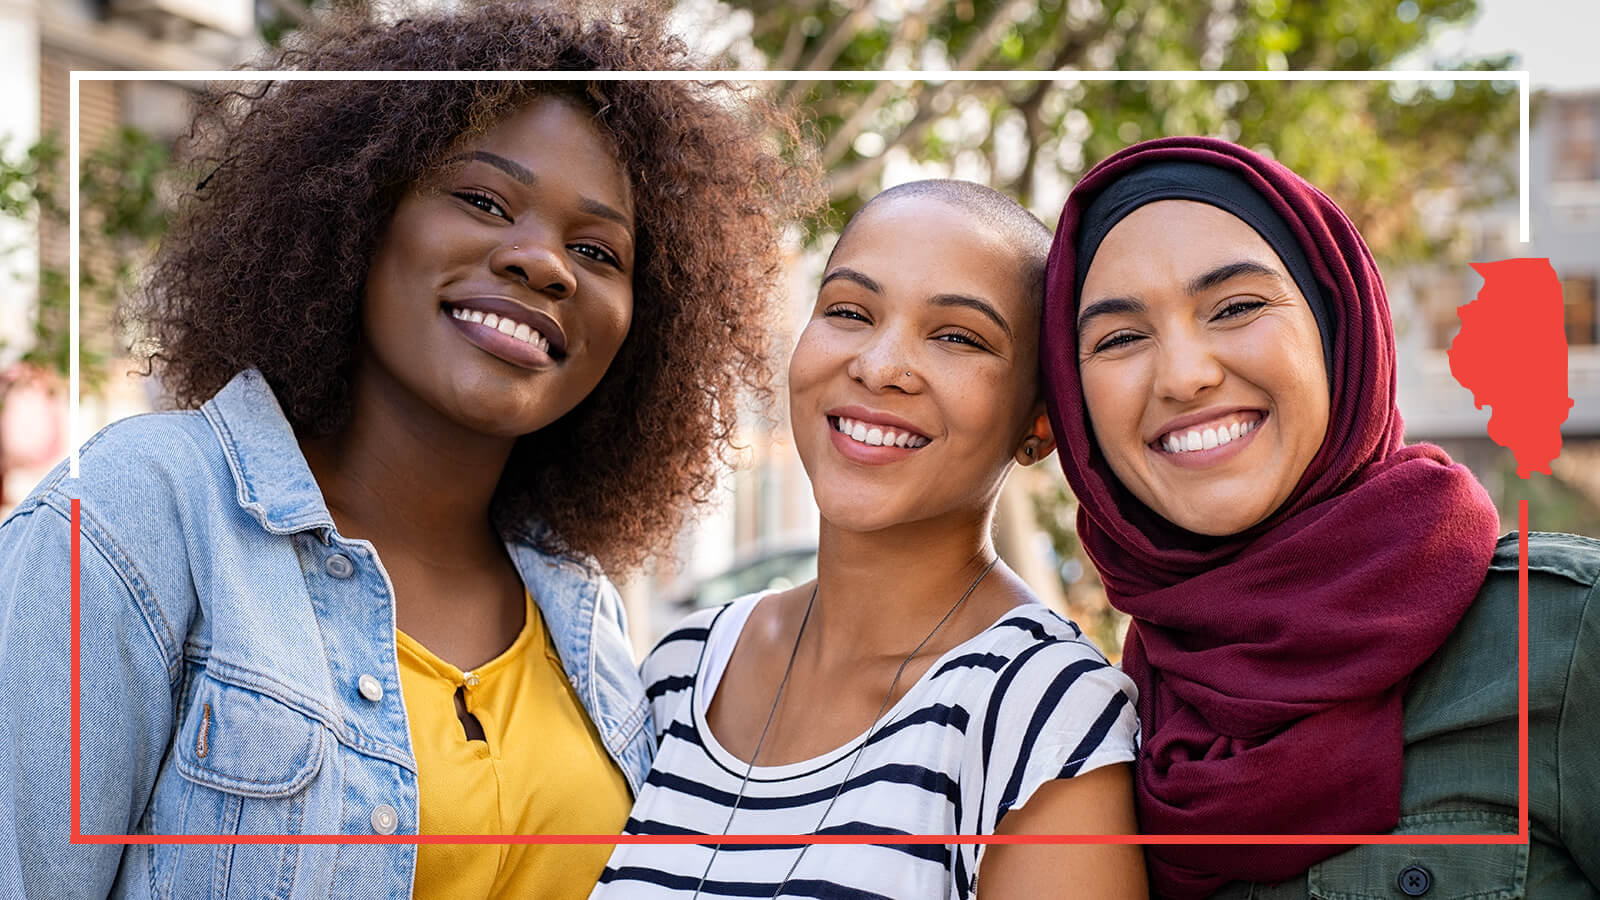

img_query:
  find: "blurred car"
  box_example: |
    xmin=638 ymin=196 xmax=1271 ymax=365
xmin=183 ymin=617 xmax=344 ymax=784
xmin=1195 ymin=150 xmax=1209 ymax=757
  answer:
xmin=661 ymin=542 xmax=818 ymax=614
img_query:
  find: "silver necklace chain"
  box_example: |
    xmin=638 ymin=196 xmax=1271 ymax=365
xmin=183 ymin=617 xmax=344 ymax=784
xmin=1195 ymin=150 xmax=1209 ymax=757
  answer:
xmin=690 ymin=555 xmax=1001 ymax=900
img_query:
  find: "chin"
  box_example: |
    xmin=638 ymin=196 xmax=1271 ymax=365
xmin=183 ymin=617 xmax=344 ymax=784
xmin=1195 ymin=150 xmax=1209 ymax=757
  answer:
xmin=1156 ymin=497 xmax=1273 ymax=537
xmin=811 ymin=488 xmax=906 ymax=534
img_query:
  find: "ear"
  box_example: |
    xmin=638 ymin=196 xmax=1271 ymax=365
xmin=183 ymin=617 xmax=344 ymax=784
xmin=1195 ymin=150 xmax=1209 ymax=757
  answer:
xmin=1014 ymin=411 xmax=1057 ymax=466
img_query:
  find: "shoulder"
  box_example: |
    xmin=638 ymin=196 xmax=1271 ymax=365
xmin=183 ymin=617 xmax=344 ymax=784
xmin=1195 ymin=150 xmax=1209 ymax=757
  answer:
xmin=968 ymin=604 xmax=1131 ymax=695
xmin=1485 ymin=531 xmax=1600 ymax=588
xmin=959 ymin=606 xmax=1138 ymax=832
xmin=962 ymin=605 xmax=1138 ymax=762
xmin=639 ymin=602 xmax=731 ymax=699
xmin=2 ymin=411 xmax=231 ymax=583
xmin=1475 ymin=531 xmax=1599 ymax=655
xmin=4 ymin=410 xmax=220 ymax=526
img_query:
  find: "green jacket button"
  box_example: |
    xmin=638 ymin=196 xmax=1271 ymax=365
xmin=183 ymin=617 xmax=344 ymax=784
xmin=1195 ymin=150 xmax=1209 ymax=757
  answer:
xmin=1398 ymin=865 xmax=1432 ymax=896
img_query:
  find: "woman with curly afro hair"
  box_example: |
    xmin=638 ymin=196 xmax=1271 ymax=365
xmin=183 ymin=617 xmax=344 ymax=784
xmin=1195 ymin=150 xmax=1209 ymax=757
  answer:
xmin=0 ymin=2 xmax=821 ymax=898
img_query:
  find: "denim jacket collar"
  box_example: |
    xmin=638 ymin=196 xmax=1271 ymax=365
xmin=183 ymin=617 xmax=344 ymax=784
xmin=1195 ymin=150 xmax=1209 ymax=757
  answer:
xmin=202 ymin=369 xmax=338 ymax=538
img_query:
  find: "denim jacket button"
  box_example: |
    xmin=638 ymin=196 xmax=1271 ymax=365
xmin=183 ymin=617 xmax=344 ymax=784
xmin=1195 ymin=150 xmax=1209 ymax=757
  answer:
xmin=357 ymin=674 xmax=383 ymax=703
xmin=1398 ymin=865 xmax=1432 ymax=896
xmin=370 ymin=804 xmax=399 ymax=834
xmin=325 ymin=554 xmax=355 ymax=579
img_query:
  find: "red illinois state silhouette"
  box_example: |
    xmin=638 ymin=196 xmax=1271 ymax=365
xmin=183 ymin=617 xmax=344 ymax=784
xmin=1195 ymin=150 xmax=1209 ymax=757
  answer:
xmin=1448 ymin=258 xmax=1573 ymax=478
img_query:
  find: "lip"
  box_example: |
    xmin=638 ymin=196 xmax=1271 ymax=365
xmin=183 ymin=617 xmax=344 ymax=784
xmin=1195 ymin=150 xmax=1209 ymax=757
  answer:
xmin=1148 ymin=406 xmax=1263 ymax=445
xmin=442 ymin=296 xmax=569 ymax=357
xmin=825 ymin=405 xmax=931 ymax=440
xmin=822 ymin=405 xmax=932 ymax=466
xmin=1148 ymin=411 xmax=1267 ymax=470
xmin=826 ymin=420 xmax=924 ymax=465
xmin=443 ymin=301 xmax=564 ymax=371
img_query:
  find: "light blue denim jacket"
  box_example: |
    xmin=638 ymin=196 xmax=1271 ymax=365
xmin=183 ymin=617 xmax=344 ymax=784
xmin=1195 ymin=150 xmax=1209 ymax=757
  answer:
xmin=0 ymin=369 xmax=653 ymax=899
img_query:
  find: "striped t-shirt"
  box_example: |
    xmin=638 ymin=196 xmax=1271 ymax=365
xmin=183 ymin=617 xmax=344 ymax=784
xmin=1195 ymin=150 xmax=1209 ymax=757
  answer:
xmin=591 ymin=593 xmax=1138 ymax=900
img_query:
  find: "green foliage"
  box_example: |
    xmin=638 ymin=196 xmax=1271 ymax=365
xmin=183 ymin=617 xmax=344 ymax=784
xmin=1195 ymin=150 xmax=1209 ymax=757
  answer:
xmin=0 ymin=128 xmax=174 ymax=394
xmin=732 ymin=0 xmax=1517 ymax=270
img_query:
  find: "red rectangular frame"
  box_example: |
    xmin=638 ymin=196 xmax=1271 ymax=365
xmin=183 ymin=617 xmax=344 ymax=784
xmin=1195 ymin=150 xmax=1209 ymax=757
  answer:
xmin=62 ymin=66 xmax=1531 ymax=851
xmin=68 ymin=497 xmax=1532 ymax=847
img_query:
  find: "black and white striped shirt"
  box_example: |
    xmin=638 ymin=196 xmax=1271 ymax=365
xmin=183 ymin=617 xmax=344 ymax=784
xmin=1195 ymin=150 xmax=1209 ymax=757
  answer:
xmin=591 ymin=593 xmax=1138 ymax=900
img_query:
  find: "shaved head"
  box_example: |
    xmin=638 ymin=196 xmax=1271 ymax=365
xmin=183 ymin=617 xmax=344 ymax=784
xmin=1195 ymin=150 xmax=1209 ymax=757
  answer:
xmin=831 ymin=179 xmax=1053 ymax=311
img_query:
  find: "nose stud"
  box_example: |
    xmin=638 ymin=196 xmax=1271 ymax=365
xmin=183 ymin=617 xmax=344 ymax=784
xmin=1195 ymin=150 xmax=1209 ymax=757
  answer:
xmin=512 ymin=244 xmax=520 ymax=250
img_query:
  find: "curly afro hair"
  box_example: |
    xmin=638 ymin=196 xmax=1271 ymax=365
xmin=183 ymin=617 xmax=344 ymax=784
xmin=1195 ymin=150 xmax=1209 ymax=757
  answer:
xmin=129 ymin=0 xmax=823 ymax=572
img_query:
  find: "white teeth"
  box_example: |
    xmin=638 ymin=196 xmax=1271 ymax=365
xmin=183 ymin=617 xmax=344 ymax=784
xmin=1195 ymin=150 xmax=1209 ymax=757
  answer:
xmin=833 ymin=416 xmax=929 ymax=449
xmin=454 ymin=307 xmax=553 ymax=351
xmin=1161 ymin=417 xmax=1261 ymax=454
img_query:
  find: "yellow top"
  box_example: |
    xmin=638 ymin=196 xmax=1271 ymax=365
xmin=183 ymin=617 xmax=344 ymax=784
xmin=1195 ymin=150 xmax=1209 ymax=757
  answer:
xmin=396 ymin=593 xmax=631 ymax=900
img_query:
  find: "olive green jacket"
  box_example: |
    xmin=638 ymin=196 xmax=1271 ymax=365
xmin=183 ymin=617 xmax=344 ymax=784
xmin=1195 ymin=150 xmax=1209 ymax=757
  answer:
xmin=1205 ymin=532 xmax=1599 ymax=900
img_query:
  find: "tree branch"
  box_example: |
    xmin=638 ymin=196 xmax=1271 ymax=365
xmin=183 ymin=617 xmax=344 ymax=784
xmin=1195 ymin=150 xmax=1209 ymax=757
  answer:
xmin=819 ymin=11 xmax=932 ymax=167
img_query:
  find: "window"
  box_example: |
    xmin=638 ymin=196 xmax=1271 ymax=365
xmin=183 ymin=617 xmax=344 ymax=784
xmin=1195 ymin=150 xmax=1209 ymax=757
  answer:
xmin=1553 ymin=100 xmax=1600 ymax=184
xmin=1563 ymin=275 xmax=1598 ymax=347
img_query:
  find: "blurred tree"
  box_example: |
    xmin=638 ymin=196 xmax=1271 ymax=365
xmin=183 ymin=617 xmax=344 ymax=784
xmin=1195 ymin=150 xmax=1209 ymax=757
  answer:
xmin=725 ymin=0 xmax=1517 ymax=264
xmin=0 ymin=129 xmax=173 ymax=503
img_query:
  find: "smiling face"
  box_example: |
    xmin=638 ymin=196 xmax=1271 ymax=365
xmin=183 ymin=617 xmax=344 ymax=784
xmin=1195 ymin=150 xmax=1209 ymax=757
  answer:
xmin=1076 ymin=200 xmax=1330 ymax=536
xmin=787 ymin=195 xmax=1051 ymax=534
xmin=356 ymin=94 xmax=636 ymax=440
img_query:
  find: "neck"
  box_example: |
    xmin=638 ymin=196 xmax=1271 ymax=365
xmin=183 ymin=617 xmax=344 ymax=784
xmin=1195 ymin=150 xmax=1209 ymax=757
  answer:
xmin=806 ymin=510 xmax=999 ymax=662
xmin=300 ymin=363 xmax=515 ymax=564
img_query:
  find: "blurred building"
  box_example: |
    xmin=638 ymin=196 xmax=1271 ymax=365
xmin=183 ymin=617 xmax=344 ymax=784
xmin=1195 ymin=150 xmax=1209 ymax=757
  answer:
xmin=0 ymin=0 xmax=257 ymax=510
xmin=1389 ymin=88 xmax=1600 ymax=527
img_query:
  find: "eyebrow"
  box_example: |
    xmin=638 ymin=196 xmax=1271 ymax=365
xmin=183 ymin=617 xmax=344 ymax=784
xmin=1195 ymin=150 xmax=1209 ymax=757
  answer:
xmin=820 ymin=267 xmax=1014 ymax=340
xmin=819 ymin=267 xmax=880 ymax=294
xmin=451 ymin=150 xmax=633 ymax=229
xmin=1186 ymin=259 xmax=1285 ymax=295
xmin=931 ymin=293 xmax=1014 ymax=341
xmin=1076 ymin=259 xmax=1287 ymax=337
xmin=1076 ymin=296 xmax=1147 ymax=338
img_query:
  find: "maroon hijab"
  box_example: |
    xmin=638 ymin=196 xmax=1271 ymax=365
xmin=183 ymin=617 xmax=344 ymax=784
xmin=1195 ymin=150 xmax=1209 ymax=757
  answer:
xmin=1041 ymin=137 xmax=1501 ymax=898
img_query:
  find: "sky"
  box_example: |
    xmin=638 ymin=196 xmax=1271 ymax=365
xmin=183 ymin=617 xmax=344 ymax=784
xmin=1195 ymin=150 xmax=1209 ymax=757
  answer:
xmin=1413 ymin=0 xmax=1599 ymax=91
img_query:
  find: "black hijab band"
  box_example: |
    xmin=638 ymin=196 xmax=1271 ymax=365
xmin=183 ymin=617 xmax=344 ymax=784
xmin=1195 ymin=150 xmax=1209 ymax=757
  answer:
xmin=1072 ymin=159 xmax=1336 ymax=373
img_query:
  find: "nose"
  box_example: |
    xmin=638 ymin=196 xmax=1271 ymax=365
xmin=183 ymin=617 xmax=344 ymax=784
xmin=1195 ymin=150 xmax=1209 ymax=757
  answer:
xmin=490 ymin=233 xmax=578 ymax=299
xmin=845 ymin=325 xmax=919 ymax=394
xmin=1151 ymin=331 xmax=1225 ymax=402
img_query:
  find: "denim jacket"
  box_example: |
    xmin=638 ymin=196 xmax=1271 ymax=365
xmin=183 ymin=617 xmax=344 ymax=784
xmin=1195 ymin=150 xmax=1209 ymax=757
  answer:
xmin=0 ymin=370 xmax=654 ymax=899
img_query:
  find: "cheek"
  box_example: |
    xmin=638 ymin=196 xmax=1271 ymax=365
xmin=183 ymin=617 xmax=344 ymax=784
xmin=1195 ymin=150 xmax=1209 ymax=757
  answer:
xmin=786 ymin=324 xmax=834 ymax=403
xmin=1080 ymin=362 xmax=1145 ymax=463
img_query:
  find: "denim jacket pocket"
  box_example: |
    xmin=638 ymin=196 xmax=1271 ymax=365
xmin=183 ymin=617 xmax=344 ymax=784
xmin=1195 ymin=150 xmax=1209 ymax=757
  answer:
xmin=174 ymin=673 xmax=326 ymax=799
xmin=1308 ymin=812 xmax=1527 ymax=900
xmin=150 ymin=672 xmax=333 ymax=900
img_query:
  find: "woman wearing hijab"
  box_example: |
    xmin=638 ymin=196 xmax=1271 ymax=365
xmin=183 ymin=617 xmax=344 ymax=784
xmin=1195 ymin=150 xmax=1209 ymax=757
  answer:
xmin=1041 ymin=136 xmax=1599 ymax=899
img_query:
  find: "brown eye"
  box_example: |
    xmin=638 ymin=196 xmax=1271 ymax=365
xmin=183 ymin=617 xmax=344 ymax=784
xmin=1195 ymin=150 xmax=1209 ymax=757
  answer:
xmin=454 ymin=190 xmax=508 ymax=219
xmin=1215 ymin=299 xmax=1267 ymax=320
xmin=1092 ymin=332 xmax=1142 ymax=353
